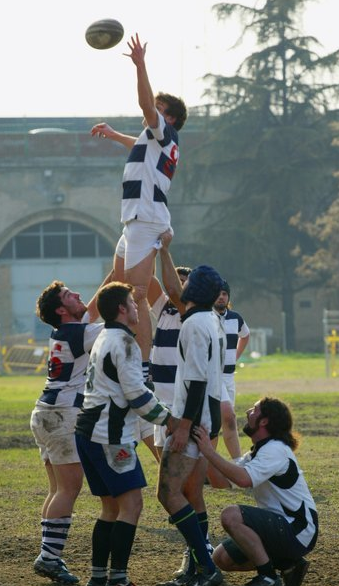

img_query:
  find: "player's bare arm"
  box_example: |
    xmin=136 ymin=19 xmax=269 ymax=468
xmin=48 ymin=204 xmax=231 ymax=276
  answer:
xmin=236 ymin=334 xmax=250 ymax=361
xmin=193 ymin=425 xmax=252 ymax=488
xmin=86 ymin=268 xmax=115 ymax=322
xmin=91 ymin=122 xmax=137 ymax=150
xmin=159 ymin=229 xmax=186 ymax=315
xmin=124 ymin=33 xmax=158 ymax=128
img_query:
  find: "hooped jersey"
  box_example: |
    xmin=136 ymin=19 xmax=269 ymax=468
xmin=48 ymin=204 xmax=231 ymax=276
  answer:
xmin=218 ymin=309 xmax=250 ymax=374
xmin=150 ymin=292 xmax=181 ymax=406
xmin=121 ymin=111 xmax=179 ymax=225
xmin=36 ymin=321 xmax=103 ymax=408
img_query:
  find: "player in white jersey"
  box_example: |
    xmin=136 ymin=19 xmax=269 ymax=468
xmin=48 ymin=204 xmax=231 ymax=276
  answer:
xmin=213 ymin=281 xmax=250 ymax=460
xmin=193 ymin=397 xmax=318 ymax=586
xmin=30 ymin=271 xmax=113 ymax=584
xmin=157 ymin=265 xmax=225 ymax=586
xmin=91 ymin=33 xmax=187 ymax=384
xmin=75 ymin=282 xmax=179 ymax=586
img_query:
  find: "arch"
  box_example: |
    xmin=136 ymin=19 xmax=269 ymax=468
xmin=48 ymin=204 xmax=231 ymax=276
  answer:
xmin=0 ymin=208 xmax=120 ymax=256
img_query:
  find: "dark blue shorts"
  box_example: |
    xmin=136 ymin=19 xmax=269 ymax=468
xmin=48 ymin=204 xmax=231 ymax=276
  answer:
xmin=222 ymin=505 xmax=313 ymax=570
xmin=75 ymin=433 xmax=147 ymax=498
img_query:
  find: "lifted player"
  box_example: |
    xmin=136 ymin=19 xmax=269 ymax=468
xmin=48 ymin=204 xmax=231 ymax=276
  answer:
xmin=91 ymin=33 xmax=187 ymax=381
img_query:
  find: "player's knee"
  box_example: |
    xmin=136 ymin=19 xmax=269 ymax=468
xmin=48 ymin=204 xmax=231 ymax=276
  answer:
xmin=222 ymin=406 xmax=237 ymax=430
xmin=221 ymin=505 xmax=241 ymax=532
xmin=156 ymin=482 xmax=167 ymax=507
xmin=222 ymin=414 xmax=237 ymax=432
xmin=133 ymin=494 xmax=143 ymax=518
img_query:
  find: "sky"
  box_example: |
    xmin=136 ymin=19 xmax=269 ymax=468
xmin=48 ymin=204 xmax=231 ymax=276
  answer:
xmin=1 ymin=0 xmax=338 ymax=118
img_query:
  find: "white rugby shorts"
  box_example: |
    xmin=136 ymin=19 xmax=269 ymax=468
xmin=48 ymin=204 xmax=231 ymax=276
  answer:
xmin=220 ymin=373 xmax=236 ymax=405
xmin=30 ymin=405 xmax=81 ymax=465
xmin=134 ymin=417 xmax=154 ymax=442
xmin=115 ymin=220 xmax=173 ymax=270
xmin=162 ymin=435 xmax=204 ymax=460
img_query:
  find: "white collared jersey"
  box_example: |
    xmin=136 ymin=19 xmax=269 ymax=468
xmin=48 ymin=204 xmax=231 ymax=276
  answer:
xmin=36 ymin=320 xmax=104 ymax=408
xmin=218 ymin=309 xmax=250 ymax=374
xmin=150 ymin=292 xmax=181 ymax=406
xmin=172 ymin=309 xmax=225 ymax=435
xmin=240 ymin=439 xmax=318 ymax=548
xmin=121 ymin=111 xmax=179 ymax=224
xmin=75 ymin=323 xmax=170 ymax=445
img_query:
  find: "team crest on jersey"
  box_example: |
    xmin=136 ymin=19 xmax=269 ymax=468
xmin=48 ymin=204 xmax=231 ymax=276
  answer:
xmin=48 ymin=343 xmax=63 ymax=379
xmin=157 ymin=144 xmax=178 ymax=179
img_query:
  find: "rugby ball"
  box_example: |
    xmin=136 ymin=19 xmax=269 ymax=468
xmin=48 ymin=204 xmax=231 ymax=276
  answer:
xmin=85 ymin=19 xmax=124 ymax=50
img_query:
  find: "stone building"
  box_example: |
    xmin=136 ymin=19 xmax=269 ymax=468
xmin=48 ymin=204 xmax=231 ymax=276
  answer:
xmin=0 ymin=116 xmax=330 ymax=352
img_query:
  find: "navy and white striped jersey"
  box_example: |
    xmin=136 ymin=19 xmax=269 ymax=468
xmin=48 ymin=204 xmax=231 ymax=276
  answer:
xmin=241 ymin=438 xmax=318 ymax=548
xmin=36 ymin=320 xmax=104 ymax=408
xmin=150 ymin=292 xmax=181 ymax=406
xmin=172 ymin=308 xmax=225 ymax=435
xmin=121 ymin=111 xmax=179 ymax=225
xmin=218 ymin=309 xmax=250 ymax=374
xmin=75 ymin=322 xmax=170 ymax=445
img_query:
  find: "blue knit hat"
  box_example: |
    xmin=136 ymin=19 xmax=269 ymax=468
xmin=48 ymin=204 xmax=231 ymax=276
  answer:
xmin=181 ymin=265 xmax=224 ymax=306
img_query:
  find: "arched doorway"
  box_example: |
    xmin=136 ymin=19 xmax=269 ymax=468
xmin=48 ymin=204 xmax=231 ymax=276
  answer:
xmin=0 ymin=220 xmax=113 ymax=339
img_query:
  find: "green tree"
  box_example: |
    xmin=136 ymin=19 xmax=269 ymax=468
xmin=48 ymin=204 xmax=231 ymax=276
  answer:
xmin=184 ymin=0 xmax=339 ymax=350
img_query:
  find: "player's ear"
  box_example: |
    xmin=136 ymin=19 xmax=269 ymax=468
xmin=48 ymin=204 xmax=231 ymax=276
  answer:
xmin=166 ymin=114 xmax=176 ymax=126
xmin=118 ymin=303 xmax=127 ymax=315
xmin=55 ymin=306 xmax=67 ymax=316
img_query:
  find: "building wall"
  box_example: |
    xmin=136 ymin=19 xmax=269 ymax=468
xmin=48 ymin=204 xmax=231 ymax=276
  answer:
xmin=0 ymin=117 xmax=332 ymax=351
xmin=0 ymin=265 xmax=12 ymax=336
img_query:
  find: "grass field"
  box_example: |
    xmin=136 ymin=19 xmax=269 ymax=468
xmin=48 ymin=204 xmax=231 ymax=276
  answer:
xmin=0 ymin=354 xmax=339 ymax=586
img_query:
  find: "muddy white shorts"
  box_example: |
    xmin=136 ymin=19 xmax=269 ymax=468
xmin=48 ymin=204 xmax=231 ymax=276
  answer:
xmin=162 ymin=435 xmax=204 ymax=460
xmin=115 ymin=220 xmax=173 ymax=270
xmin=30 ymin=406 xmax=80 ymax=465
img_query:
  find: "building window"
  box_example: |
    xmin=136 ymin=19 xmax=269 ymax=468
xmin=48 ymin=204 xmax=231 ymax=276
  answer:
xmin=299 ymin=300 xmax=312 ymax=309
xmin=0 ymin=221 xmax=112 ymax=259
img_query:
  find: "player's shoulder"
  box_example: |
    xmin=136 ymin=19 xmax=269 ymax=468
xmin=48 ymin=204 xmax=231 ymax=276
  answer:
xmin=183 ymin=310 xmax=216 ymax=332
xmin=226 ymin=308 xmax=243 ymax=320
xmin=258 ymin=438 xmax=291 ymax=458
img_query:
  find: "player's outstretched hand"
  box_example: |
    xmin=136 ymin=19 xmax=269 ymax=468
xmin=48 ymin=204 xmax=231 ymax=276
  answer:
xmin=124 ymin=33 xmax=147 ymax=66
xmin=192 ymin=425 xmax=214 ymax=458
xmin=91 ymin=122 xmax=116 ymax=140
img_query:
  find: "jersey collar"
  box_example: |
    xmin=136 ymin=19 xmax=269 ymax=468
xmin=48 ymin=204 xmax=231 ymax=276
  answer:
xmin=181 ymin=306 xmax=211 ymax=323
xmin=250 ymin=437 xmax=272 ymax=459
xmin=105 ymin=321 xmax=135 ymax=337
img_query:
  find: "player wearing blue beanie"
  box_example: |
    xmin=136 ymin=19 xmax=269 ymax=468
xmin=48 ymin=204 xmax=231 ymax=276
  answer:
xmin=180 ymin=265 xmax=224 ymax=307
xmin=157 ymin=264 xmax=226 ymax=586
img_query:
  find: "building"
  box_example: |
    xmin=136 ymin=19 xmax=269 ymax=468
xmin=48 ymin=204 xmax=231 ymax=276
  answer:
xmin=0 ymin=116 xmax=330 ymax=352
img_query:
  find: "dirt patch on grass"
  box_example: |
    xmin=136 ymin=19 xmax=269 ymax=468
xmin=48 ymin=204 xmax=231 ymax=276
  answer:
xmin=1 ymin=492 xmax=339 ymax=586
xmin=1 ymin=382 xmax=339 ymax=585
xmin=237 ymin=378 xmax=339 ymax=394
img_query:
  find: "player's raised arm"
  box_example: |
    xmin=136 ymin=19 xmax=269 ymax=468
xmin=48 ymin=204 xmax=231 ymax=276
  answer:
xmin=91 ymin=122 xmax=137 ymax=150
xmin=124 ymin=33 xmax=158 ymax=128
